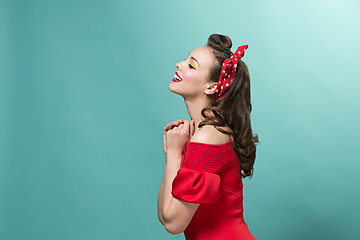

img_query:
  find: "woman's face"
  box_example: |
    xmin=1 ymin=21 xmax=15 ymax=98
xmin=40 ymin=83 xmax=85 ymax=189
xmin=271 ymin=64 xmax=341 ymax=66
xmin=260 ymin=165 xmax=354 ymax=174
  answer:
xmin=169 ymin=46 xmax=217 ymax=100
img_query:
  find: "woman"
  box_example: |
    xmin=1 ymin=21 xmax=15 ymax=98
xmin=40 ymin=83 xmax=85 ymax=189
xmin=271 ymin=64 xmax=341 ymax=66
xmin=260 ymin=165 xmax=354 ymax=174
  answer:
xmin=157 ymin=34 xmax=259 ymax=240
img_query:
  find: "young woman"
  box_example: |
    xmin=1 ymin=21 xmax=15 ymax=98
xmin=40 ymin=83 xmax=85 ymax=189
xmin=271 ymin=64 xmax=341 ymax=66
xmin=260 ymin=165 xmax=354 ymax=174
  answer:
xmin=157 ymin=34 xmax=259 ymax=240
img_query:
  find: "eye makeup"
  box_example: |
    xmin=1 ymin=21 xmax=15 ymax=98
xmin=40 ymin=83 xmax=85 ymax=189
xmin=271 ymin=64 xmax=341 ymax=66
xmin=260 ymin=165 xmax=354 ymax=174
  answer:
xmin=183 ymin=57 xmax=196 ymax=69
xmin=186 ymin=53 xmax=200 ymax=68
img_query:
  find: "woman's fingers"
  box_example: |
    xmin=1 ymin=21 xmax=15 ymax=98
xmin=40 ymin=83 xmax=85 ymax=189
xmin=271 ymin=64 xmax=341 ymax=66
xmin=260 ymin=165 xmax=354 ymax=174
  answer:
xmin=164 ymin=120 xmax=183 ymax=152
xmin=177 ymin=120 xmax=190 ymax=135
xmin=164 ymin=119 xmax=193 ymax=139
xmin=164 ymin=120 xmax=181 ymax=130
xmin=164 ymin=122 xmax=174 ymax=131
xmin=164 ymin=119 xmax=184 ymax=131
xmin=182 ymin=120 xmax=189 ymax=130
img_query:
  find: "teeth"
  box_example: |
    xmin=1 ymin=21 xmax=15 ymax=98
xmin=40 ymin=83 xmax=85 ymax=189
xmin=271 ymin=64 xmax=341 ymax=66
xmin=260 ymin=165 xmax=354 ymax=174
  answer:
xmin=174 ymin=74 xmax=182 ymax=81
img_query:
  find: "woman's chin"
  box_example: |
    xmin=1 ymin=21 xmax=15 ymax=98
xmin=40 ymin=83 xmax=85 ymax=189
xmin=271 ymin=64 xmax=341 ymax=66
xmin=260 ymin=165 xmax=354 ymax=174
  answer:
xmin=168 ymin=83 xmax=179 ymax=94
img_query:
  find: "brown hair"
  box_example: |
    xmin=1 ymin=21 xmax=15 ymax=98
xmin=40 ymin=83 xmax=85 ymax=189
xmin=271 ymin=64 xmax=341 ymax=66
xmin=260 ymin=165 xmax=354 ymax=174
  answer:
xmin=198 ymin=34 xmax=259 ymax=178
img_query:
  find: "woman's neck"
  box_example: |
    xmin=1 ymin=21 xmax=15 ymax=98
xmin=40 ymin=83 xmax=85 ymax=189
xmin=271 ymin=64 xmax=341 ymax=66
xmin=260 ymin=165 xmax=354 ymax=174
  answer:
xmin=184 ymin=97 xmax=214 ymax=135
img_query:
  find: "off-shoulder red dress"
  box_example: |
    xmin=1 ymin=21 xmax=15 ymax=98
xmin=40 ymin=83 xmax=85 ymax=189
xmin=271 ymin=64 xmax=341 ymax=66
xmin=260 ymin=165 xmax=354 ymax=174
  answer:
xmin=171 ymin=140 xmax=257 ymax=240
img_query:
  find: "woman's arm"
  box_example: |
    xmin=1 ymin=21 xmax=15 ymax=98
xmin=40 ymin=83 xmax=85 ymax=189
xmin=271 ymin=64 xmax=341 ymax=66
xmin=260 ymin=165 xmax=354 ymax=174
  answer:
xmin=158 ymin=122 xmax=230 ymax=234
xmin=157 ymin=152 xmax=200 ymax=234
xmin=157 ymin=174 xmax=165 ymax=224
xmin=157 ymin=120 xmax=199 ymax=234
xmin=158 ymin=119 xmax=183 ymax=225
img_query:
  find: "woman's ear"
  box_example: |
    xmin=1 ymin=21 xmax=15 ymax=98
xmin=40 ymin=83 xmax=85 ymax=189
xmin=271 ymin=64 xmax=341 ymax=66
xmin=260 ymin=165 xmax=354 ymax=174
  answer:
xmin=204 ymin=82 xmax=217 ymax=95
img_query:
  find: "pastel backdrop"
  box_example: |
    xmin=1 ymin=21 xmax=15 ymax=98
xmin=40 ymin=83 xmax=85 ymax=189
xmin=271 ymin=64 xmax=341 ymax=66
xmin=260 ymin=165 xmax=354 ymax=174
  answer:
xmin=0 ymin=0 xmax=359 ymax=239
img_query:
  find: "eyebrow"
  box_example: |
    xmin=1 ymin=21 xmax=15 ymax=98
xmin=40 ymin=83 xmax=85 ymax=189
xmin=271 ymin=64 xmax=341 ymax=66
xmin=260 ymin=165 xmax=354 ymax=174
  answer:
xmin=188 ymin=53 xmax=200 ymax=67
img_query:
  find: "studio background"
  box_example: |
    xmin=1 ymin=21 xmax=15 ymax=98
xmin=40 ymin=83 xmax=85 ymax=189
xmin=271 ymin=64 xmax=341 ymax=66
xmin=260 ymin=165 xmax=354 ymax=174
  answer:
xmin=1 ymin=0 xmax=359 ymax=239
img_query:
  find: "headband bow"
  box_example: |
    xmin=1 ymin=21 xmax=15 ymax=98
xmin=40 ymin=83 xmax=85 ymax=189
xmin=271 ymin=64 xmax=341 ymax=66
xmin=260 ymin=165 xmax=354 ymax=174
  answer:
xmin=215 ymin=44 xmax=248 ymax=101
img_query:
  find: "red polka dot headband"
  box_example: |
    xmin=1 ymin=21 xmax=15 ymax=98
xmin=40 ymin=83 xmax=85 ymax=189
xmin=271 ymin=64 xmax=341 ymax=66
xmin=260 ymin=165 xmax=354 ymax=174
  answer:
xmin=215 ymin=44 xmax=248 ymax=101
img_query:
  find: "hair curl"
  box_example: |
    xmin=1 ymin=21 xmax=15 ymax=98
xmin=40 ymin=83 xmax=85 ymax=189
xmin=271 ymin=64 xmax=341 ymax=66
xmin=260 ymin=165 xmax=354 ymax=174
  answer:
xmin=198 ymin=34 xmax=259 ymax=178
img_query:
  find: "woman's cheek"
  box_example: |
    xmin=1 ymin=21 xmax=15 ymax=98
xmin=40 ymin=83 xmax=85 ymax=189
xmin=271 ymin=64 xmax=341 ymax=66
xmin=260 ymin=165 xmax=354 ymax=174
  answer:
xmin=183 ymin=72 xmax=198 ymax=82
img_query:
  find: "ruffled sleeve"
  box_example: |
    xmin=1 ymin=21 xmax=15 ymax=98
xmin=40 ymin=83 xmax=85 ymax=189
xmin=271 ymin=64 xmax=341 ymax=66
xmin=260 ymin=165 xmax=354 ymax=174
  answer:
xmin=171 ymin=141 xmax=230 ymax=204
xmin=172 ymin=167 xmax=221 ymax=204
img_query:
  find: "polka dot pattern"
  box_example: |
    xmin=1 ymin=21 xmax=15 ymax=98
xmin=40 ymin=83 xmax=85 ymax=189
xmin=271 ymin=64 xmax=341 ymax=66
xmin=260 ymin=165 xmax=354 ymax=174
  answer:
xmin=215 ymin=44 xmax=248 ymax=101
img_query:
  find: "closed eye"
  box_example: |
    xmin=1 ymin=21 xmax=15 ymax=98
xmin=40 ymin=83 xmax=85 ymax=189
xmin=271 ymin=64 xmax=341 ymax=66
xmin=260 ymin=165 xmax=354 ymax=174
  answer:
xmin=183 ymin=58 xmax=196 ymax=70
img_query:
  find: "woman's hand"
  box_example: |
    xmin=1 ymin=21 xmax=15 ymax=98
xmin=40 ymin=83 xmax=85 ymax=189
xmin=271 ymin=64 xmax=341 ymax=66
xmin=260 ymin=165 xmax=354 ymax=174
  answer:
xmin=163 ymin=119 xmax=195 ymax=156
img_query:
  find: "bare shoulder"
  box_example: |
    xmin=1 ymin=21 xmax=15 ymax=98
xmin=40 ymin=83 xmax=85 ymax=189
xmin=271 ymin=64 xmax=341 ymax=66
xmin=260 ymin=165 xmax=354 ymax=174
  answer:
xmin=190 ymin=125 xmax=232 ymax=145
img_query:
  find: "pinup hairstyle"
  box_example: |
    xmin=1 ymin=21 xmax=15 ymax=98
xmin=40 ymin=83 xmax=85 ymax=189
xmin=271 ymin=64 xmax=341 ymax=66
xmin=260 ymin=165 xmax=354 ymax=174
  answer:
xmin=198 ymin=34 xmax=259 ymax=178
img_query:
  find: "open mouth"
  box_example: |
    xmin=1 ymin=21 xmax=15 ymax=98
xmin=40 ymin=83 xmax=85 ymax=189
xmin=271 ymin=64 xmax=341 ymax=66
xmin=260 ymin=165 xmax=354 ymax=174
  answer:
xmin=172 ymin=72 xmax=182 ymax=82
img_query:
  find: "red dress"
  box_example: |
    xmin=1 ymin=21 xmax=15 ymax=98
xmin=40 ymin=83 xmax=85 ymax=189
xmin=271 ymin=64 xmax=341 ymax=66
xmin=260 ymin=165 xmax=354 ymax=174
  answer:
xmin=171 ymin=140 xmax=257 ymax=240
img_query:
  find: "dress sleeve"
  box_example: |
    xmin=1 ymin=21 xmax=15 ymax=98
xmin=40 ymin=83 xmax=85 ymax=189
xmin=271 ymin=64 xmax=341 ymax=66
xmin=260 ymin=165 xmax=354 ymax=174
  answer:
xmin=171 ymin=142 xmax=229 ymax=204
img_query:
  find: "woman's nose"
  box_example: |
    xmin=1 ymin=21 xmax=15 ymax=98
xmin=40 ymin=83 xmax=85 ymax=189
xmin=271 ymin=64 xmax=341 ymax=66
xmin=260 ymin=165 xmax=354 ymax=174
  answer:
xmin=176 ymin=61 xmax=182 ymax=70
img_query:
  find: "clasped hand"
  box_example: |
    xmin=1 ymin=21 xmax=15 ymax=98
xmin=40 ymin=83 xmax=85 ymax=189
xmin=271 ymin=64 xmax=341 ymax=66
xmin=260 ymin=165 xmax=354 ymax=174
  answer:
xmin=163 ymin=119 xmax=195 ymax=156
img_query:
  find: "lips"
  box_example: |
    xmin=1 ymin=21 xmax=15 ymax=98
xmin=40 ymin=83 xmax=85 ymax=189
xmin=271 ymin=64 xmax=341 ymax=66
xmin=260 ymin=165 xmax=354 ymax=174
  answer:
xmin=175 ymin=72 xmax=182 ymax=80
xmin=173 ymin=72 xmax=182 ymax=82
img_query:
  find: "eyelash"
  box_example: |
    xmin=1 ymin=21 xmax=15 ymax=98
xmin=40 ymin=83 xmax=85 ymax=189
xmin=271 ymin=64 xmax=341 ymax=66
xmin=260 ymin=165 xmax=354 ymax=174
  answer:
xmin=184 ymin=58 xmax=195 ymax=69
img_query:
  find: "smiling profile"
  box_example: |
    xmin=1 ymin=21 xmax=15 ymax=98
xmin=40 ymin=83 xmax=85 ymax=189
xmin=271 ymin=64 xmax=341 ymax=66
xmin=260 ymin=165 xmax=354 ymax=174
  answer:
xmin=158 ymin=33 xmax=259 ymax=240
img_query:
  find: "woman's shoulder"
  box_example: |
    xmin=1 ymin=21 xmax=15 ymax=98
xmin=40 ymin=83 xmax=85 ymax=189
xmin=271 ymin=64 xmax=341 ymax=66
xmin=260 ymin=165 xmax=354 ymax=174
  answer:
xmin=190 ymin=124 xmax=232 ymax=145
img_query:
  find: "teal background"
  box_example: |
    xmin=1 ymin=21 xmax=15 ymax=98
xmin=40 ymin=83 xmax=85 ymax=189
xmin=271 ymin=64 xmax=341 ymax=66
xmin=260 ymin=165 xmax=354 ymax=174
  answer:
xmin=1 ymin=0 xmax=359 ymax=239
